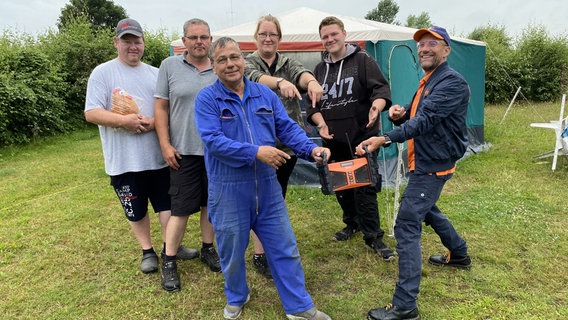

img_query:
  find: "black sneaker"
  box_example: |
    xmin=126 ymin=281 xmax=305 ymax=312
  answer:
xmin=428 ymin=251 xmax=471 ymax=269
xmin=332 ymin=226 xmax=359 ymax=241
xmin=367 ymin=304 xmax=420 ymax=320
xmin=140 ymin=252 xmax=158 ymax=274
xmin=253 ymin=253 xmax=272 ymax=279
xmin=161 ymin=260 xmax=180 ymax=292
xmin=366 ymin=238 xmax=395 ymax=261
xmin=201 ymin=246 xmax=221 ymax=272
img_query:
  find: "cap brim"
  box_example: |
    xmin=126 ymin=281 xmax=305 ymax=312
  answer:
xmin=413 ymin=28 xmax=443 ymax=42
xmin=117 ymin=30 xmax=143 ymax=38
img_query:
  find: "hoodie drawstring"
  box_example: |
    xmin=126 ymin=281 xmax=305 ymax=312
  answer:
xmin=322 ymin=59 xmax=345 ymax=87
xmin=323 ymin=63 xmax=330 ymax=86
xmin=336 ymin=60 xmax=344 ymax=85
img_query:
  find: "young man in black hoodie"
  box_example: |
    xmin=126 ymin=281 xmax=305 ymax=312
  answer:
xmin=306 ymin=16 xmax=394 ymax=261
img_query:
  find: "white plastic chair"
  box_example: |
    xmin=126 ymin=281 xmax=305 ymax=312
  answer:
xmin=530 ymin=94 xmax=567 ymax=171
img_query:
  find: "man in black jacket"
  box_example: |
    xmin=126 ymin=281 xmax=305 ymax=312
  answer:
xmin=357 ymin=26 xmax=471 ymax=320
xmin=307 ymin=16 xmax=394 ymax=261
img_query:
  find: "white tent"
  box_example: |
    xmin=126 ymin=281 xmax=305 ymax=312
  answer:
xmin=169 ymin=7 xmax=487 ymax=234
xmin=169 ymin=6 xmax=486 ymax=185
xmin=169 ymin=6 xmax=486 ymax=154
xmin=170 ymin=6 xmax=483 ymax=53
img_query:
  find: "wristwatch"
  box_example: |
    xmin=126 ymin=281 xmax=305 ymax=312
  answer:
xmin=275 ymin=77 xmax=284 ymax=89
xmin=382 ymin=134 xmax=392 ymax=147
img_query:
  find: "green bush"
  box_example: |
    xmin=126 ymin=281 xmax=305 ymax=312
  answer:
xmin=5 ymin=16 xmax=564 ymax=147
xmin=142 ymin=28 xmax=173 ymax=68
xmin=469 ymin=25 xmax=515 ymax=103
xmin=515 ymin=25 xmax=568 ymax=102
xmin=0 ymin=16 xmax=176 ymax=146
xmin=0 ymin=34 xmax=70 ymax=146
xmin=38 ymin=16 xmax=116 ymax=120
xmin=38 ymin=16 xmax=172 ymax=120
xmin=470 ymin=24 xmax=568 ymax=103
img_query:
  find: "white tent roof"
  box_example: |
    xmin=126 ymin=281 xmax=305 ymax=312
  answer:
xmin=171 ymin=7 xmax=484 ymax=49
xmin=213 ymin=6 xmax=419 ymax=42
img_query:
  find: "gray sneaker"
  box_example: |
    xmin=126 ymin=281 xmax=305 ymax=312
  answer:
xmin=176 ymin=245 xmax=199 ymax=260
xmin=223 ymin=294 xmax=250 ymax=319
xmin=287 ymin=307 xmax=332 ymax=320
xmin=140 ymin=252 xmax=158 ymax=274
xmin=160 ymin=245 xmax=199 ymax=260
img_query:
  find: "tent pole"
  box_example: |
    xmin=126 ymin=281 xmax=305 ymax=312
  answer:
xmin=500 ymin=86 xmax=522 ymax=125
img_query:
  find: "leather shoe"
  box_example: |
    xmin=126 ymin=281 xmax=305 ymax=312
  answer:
xmin=367 ymin=304 xmax=420 ymax=320
xmin=428 ymin=251 xmax=471 ymax=269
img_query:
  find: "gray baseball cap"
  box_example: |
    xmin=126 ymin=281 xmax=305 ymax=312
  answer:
xmin=116 ymin=18 xmax=144 ymax=38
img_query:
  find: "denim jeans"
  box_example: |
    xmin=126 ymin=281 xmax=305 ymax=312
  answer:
xmin=392 ymin=172 xmax=468 ymax=309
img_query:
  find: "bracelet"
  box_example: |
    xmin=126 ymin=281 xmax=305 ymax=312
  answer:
xmin=275 ymin=77 xmax=284 ymax=89
xmin=307 ymin=79 xmax=318 ymax=85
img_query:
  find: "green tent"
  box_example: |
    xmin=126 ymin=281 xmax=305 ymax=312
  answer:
xmin=370 ymin=39 xmax=487 ymax=163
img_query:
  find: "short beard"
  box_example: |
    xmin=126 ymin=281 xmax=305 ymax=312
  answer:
xmin=421 ymin=56 xmax=441 ymax=72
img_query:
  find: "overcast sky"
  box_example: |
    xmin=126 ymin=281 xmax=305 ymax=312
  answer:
xmin=1 ymin=0 xmax=566 ymax=39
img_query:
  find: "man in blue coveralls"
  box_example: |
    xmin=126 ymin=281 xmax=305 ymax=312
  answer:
xmin=195 ymin=37 xmax=332 ymax=320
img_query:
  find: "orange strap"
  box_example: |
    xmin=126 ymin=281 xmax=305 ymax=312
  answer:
xmin=407 ymin=72 xmax=454 ymax=175
xmin=407 ymin=75 xmax=430 ymax=171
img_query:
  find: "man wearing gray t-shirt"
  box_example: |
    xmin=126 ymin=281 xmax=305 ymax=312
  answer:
xmin=85 ymin=18 xmax=197 ymax=275
xmin=154 ymin=18 xmax=220 ymax=292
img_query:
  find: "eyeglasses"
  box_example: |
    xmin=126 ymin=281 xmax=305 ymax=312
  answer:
xmin=185 ymin=35 xmax=210 ymax=42
xmin=215 ymin=54 xmax=243 ymax=65
xmin=417 ymin=40 xmax=447 ymax=48
xmin=257 ymin=32 xmax=279 ymax=40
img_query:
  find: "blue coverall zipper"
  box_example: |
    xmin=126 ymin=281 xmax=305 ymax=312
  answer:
xmin=240 ymin=103 xmax=260 ymax=214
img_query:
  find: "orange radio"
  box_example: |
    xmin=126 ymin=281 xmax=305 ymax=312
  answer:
xmin=317 ymin=146 xmax=381 ymax=195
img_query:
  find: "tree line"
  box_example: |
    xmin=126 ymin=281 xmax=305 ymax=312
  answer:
xmin=0 ymin=9 xmax=171 ymax=146
xmin=1 ymin=0 xmax=567 ymax=146
xmin=366 ymin=0 xmax=568 ymax=104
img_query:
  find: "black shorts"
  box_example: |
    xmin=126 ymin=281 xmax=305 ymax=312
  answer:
xmin=110 ymin=167 xmax=171 ymax=222
xmin=170 ymin=155 xmax=208 ymax=216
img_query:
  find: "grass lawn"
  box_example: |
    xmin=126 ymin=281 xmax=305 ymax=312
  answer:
xmin=1 ymin=102 xmax=567 ymax=319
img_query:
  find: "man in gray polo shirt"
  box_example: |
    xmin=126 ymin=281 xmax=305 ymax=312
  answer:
xmin=154 ymin=18 xmax=220 ymax=292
